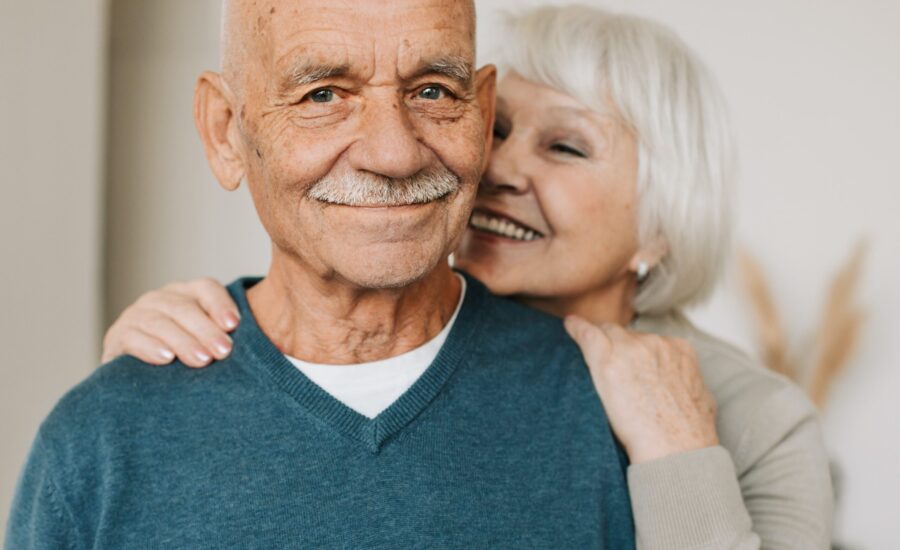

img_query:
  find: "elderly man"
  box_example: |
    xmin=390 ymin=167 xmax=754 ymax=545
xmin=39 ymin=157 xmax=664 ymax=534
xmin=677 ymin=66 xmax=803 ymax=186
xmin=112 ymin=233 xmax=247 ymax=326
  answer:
xmin=6 ymin=0 xmax=634 ymax=547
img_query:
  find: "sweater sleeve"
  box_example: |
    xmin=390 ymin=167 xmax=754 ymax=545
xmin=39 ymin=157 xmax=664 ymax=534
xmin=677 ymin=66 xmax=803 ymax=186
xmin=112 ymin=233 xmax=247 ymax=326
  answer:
xmin=626 ymin=383 xmax=833 ymax=550
xmin=4 ymin=434 xmax=80 ymax=550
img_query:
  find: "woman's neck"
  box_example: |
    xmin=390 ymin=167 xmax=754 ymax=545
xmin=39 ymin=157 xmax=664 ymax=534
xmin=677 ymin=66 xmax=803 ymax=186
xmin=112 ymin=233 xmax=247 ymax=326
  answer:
xmin=515 ymin=278 xmax=637 ymax=327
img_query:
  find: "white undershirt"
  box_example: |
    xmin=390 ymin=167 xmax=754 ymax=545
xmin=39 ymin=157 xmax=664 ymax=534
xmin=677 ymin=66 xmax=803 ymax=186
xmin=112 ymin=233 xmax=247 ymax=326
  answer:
xmin=285 ymin=275 xmax=466 ymax=419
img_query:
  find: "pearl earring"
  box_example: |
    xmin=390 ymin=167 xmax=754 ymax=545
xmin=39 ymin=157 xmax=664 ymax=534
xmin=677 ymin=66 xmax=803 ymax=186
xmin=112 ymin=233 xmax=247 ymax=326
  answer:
xmin=636 ymin=262 xmax=650 ymax=283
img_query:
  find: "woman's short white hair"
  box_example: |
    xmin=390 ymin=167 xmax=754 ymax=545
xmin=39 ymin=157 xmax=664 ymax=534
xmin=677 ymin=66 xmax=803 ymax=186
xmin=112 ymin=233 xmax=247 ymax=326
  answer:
xmin=491 ymin=5 xmax=737 ymax=315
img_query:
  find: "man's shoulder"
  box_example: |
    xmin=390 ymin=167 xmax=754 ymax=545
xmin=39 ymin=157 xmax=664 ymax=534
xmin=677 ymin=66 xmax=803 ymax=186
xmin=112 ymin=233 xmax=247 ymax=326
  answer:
xmin=476 ymin=288 xmax=581 ymax=361
xmin=460 ymin=282 xmax=592 ymax=396
xmin=40 ymin=355 xmax=242 ymax=450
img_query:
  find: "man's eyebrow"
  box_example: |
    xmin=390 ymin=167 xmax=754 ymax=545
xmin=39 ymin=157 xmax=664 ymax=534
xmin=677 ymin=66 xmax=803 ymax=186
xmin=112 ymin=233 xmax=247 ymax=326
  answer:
xmin=405 ymin=55 xmax=473 ymax=84
xmin=280 ymin=61 xmax=351 ymax=90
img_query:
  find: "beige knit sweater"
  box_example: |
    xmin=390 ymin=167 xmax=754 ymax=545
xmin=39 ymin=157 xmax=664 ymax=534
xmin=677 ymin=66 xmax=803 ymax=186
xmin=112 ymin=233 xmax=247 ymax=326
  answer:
xmin=629 ymin=311 xmax=834 ymax=549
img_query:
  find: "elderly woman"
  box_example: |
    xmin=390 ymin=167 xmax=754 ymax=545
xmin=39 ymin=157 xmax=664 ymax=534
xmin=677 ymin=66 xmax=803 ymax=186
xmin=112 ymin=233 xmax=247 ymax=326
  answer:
xmin=102 ymin=5 xmax=833 ymax=548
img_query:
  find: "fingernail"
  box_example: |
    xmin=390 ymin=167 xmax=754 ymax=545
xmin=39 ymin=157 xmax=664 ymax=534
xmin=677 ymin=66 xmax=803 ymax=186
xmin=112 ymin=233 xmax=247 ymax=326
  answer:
xmin=158 ymin=349 xmax=175 ymax=362
xmin=195 ymin=351 xmax=212 ymax=364
xmin=213 ymin=338 xmax=232 ymax=358
xmin=223 ymin=312 xmax=240 ymax=330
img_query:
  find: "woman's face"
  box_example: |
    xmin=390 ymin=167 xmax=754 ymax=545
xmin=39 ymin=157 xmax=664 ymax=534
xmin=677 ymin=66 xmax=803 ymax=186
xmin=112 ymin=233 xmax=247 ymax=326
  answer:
xmin=455 ymin=72 xmax=645 ymax=306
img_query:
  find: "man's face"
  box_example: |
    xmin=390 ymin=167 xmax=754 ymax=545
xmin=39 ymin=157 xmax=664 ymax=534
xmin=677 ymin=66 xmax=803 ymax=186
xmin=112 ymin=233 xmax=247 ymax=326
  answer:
xmin=230 ymin=0 xmax=493 ymax=289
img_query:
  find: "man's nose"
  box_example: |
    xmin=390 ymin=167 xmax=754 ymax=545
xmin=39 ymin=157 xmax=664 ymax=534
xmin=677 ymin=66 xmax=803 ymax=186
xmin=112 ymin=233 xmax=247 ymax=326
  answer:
xmin=347 ymin=95 xmax=430 ymax=179
xmin=481 ymin=138 xmax=530 ymax=195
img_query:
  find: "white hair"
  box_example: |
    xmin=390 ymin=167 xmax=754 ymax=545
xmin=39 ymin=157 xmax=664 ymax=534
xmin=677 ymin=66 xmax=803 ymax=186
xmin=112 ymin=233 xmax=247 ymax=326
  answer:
xmin=492 ymin=5 xmax=737 ymax=315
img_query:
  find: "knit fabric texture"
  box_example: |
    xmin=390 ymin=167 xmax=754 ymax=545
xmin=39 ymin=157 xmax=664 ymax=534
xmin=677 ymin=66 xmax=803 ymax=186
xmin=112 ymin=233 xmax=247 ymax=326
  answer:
xmin=6 ymin=273 xmax=635 ymax=549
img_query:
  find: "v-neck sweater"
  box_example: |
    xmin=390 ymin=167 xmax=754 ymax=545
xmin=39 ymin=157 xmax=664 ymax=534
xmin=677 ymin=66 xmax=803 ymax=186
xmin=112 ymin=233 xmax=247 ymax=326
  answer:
xmin=7 ymin=273 xmax=635 ymax=549
xmin=284 ymin=274 xmax=467 ymax=419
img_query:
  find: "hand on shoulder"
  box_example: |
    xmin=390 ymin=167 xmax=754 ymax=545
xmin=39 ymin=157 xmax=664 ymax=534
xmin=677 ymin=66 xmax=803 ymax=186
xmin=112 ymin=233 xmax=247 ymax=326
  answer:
xmin=101 ymin=278 xmax=240 ymax=368
xmin=564 ymin=315 xmax=719 ymax=464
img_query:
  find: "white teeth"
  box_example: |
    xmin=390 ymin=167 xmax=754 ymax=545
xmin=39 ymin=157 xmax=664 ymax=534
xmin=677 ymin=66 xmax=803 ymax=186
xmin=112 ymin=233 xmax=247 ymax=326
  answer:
xmin=469 ymin=212 xmax=542 ymax=242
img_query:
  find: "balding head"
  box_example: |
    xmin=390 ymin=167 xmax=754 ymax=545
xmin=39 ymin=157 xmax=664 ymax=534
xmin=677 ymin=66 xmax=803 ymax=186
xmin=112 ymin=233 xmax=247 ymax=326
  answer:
xmin=220 ymin=0 xmax=476 ymax=100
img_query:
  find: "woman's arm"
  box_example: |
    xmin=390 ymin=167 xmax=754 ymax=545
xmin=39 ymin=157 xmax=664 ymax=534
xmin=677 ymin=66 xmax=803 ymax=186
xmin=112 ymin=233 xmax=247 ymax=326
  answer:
xmin=627 ymin=384 xmax=831 ymax=549
xmin=102 ymin=278 xmax=240 ymax=367
xmin=565 ymin=316 xmax=832 ymax=550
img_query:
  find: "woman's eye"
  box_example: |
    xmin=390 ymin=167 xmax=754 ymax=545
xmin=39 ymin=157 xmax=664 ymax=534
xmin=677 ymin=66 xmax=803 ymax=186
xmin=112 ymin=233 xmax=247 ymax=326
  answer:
xmin=306 ymin=88 xmax=335 ymax=103
xmin=493 ymin=123 xmax=508 ymax=140
xmin=550 ymin=143 xmax=587 ymax=158
xmin=417 ymin=85 xmax=449 ymax=100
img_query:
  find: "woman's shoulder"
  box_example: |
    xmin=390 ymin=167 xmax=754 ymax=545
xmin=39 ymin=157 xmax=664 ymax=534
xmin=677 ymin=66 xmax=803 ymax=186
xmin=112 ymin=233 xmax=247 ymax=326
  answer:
xmin=633 ymin=311 xmax=784 ymax=393
xmin=634 ymin=311 xmax=820 ymax=472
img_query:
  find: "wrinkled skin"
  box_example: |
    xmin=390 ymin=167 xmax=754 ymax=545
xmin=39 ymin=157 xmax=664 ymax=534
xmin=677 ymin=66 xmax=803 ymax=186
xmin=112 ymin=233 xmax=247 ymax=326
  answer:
xmin=193 ymin=0 xmax=495 ymax=363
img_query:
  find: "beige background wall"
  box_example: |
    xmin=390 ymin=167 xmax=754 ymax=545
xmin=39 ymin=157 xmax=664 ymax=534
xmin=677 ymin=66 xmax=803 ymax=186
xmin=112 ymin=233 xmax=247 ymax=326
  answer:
xmin=2 ymin=0 xmax=898 ymax=547
xmin=0 ymin=0 xmax=109 ymax=539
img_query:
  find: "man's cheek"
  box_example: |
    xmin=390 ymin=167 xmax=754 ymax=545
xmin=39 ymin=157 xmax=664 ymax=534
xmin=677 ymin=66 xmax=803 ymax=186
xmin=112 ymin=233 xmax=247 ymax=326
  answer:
xmin=424 ymin=117 xmax=486 ymax=181
xmin=259 ymin=130 xmax=345 ymax=187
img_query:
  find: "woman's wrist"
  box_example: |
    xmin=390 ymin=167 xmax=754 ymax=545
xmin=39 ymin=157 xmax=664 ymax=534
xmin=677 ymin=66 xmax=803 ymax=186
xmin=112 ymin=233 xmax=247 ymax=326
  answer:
xmin=627 ymin=433 xmax=720 ymax=465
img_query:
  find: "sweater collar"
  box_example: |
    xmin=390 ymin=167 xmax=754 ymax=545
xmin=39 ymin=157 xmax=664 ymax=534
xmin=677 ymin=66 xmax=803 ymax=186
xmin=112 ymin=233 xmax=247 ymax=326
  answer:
xmin=226 ymin=270 xmax=488 ymax=453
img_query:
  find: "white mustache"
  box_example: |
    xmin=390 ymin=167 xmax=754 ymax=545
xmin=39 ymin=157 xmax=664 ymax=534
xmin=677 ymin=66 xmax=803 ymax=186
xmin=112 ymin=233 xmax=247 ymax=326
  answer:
xmin=307 ymin=166 xmax=460 ymax=207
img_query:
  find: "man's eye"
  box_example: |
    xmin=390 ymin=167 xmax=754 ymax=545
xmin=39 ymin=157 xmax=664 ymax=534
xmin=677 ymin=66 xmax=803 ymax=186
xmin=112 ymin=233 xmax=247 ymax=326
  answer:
xmin=306 ymin=88 xmax=335 ymax=103
xmin=417 ymin=85 xmax=449 ymax=101
xmin=550 ymin=143 xmax=587 ymax=158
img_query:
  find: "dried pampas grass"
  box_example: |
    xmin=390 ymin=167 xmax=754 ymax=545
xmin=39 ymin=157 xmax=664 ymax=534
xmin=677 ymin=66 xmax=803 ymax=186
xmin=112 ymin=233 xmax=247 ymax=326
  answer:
xmin=739 ymin=241 xmax=868 ymax=409
xmin=738 ymin=251 xmax=795 ymax=380
xmin=807 ymin=242 xmax=868 ymax=408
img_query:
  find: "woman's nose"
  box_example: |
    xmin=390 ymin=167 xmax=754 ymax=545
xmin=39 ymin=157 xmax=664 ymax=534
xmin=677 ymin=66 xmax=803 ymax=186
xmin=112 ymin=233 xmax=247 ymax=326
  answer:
xmin=481 ymin=138 xmax=530 ymax=195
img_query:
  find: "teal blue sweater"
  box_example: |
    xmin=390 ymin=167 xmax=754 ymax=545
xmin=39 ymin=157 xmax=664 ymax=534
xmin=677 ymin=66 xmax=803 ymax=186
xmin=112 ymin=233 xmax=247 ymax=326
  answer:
xmin=7 ymin=274 xmax=635 ymax=549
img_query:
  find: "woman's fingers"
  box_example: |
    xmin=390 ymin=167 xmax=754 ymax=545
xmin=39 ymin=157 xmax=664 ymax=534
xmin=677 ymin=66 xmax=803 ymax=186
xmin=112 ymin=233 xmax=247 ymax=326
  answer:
xmin=101 ymin=280 xmax=239 ymax=368
xmin=105 ymin=329 xmax=177 ymax=366
xmin=564 ymin=315 xmax=613 ymax=361
xmin=145 ymin=295 xmax=234 ymax=360
xmin=185 ymin=278 xmax=240 ymax=332
xmin=140 ymin=312 xmax=217 ymax=368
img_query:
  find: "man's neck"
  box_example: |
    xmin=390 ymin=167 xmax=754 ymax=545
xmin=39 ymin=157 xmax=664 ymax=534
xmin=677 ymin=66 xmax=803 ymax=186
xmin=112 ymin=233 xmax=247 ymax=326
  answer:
xmin=247 ymin=257 xmax=461 ymax=365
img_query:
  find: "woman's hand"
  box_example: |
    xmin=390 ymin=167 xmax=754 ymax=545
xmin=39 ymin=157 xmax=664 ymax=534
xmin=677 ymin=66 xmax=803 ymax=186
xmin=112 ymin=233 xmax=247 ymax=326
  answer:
xmin=564 ymin=316 xmax=719 ymax=464
xmin=101 ymin=278 xmax=240 ymax=368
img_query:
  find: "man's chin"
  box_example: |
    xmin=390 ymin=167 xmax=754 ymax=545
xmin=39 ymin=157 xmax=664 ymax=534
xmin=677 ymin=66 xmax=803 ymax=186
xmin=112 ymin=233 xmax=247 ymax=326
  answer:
xmin=326 ymin=244 xmax=449 ymax=291
xmin=335 ymin=262 xmax=439 ymax=291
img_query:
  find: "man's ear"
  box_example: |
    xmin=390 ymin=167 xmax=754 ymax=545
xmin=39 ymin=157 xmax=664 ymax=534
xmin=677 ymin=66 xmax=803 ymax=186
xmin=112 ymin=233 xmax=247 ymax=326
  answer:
xmin=193 ymin=71 xmax=245 ymax=191
xmin=628 ymin=234 xmax=670 ymax=274
xmin=473 ymin=64 xmax=497 ymax=174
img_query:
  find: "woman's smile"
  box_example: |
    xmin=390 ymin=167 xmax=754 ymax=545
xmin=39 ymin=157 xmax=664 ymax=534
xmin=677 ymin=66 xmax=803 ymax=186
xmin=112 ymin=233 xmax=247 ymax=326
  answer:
xmin=467 ymin=208 xmax=546 ymax=243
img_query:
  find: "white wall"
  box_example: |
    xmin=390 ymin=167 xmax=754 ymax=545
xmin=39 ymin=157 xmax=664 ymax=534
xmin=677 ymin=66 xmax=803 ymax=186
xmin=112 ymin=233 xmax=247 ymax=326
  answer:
xmin=0 ymin=0 xmax=109 ymax=539
xmin=46 ymin=0 xmax=900 ymax=548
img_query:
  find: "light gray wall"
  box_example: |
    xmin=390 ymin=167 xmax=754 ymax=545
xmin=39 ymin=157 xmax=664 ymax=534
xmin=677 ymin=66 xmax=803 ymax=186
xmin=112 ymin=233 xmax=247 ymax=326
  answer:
xmin=104 ymin=0 xmax=270 ymax=323
xmin=0 ymin=0 xmax=109 ymax=539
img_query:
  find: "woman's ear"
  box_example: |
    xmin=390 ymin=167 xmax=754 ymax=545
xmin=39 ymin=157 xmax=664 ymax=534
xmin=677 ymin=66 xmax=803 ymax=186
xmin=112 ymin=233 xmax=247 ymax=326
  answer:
xmin=628 ymin=234 xmax=670 ymax=275
xmin=193 ymin=71 xmax=245 ymax=191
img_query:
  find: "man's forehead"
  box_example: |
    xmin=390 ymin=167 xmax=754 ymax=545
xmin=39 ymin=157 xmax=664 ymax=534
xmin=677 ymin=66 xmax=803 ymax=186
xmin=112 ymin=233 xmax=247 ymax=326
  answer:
xmin=269 ymin=30 xmax=473 ymax=78
xmin=235 ymin=1 xmax=473 ymax=52
xmin=265 ymin=3 xmax=474 ymax=64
